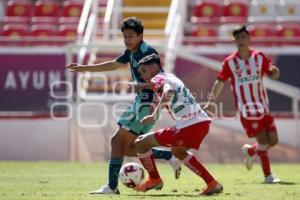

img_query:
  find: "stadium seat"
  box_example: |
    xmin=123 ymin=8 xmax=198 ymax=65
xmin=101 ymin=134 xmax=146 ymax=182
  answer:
xmin=58 ymin=24 xmax=77 ymax=38
xmin=1 ymin=23 xmax=29 ymax=45
xmin=30 ymin=24 xmax=57 ymax=45
xmin=248 ymin=24 xmax=277 ymax=45
xmin=248 ymin=0 xmax=278 ymax=23
xmin=59 ymin=0 xmax=82 ymax=25
xmin=277 ymin=0 xmax=300 ymax=22
xmin=187 ymin=25 xmax=217 ymax=45
xmin=2 ymin=23 xmax=29 ymax=37
xmin=190 ymin=0 xmax=222 ymax=24
xmin=276 ymin=24 xmax=300 ymax=45
xmin=220 ymin=0 xmax=249 ymax=23
xmin=4 ymin=0 xmax=32 ymax=23
xmin=61 ymin=0 xmax=83 ymax=18
xmin=31 ymin=24 xmax=57 ymax=37
xmin=31 ymin=0 xmax=60 ymax=24
xmin=190 ymin=26 xmax=217 ymax=37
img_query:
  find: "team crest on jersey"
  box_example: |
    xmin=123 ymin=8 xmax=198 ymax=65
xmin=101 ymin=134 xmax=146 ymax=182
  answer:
xmin=252 ymin=122 xmax=258 ymax=129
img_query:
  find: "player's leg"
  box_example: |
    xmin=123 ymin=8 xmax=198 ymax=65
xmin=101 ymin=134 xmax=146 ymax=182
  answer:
xmin=90 ymin=127 xmax=132 ymax=194
xmin=171 ymin=147 xmax=223 ymax=195
xmin=255 ymin=131 xmax=279 ymax=183
xmin=137 ymin=102 xmax=182 ymax=178
xmin=134 ymin=132 xmax=164 ymax=192
xmin=264 ymin=114 xmax=278 ymax=148
xmin=240 ymin=117 xmax=263 ymax=170
xmin=170 ymin=122 xmax=222 ymax=195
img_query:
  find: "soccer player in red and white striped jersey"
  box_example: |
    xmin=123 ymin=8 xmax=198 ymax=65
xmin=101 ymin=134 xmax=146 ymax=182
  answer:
xmin=205 ymin=25 xmax=280 ymax=183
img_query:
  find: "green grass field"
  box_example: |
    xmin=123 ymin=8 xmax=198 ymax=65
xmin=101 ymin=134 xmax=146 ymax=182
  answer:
xmin=0 ymin=161 xmax=299 ymax=200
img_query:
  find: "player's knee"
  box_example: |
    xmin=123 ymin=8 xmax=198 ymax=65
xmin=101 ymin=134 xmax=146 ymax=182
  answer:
xmin=111 ymin=130 xmax=122 ymax=147
xmin=134 ymin=135 xmax=146 ymax=151
xmin=171 ymin=147 xmax=188 ymax=160
xmin=268 ymin=134 xmax=278 ymax=147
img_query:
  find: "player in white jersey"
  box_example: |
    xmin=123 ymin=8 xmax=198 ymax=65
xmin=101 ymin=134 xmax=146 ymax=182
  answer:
xmin=204 ymin=25 xmax=280 ymax=183
xmin=133 ymin=54 xmax=223 ymax=195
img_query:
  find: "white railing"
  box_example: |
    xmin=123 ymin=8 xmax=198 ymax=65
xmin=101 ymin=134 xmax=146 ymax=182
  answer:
xmin=164 ymin=0 xmax=186 ymax=73
xmin=77 ymin=0 xmax=98 ymax=64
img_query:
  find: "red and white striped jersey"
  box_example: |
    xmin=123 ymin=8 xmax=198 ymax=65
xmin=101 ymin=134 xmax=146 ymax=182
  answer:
xmin=151 ymin=73 xmax=210 ymax=129
xmin=217 ymin=49 xmax=273 ymax=118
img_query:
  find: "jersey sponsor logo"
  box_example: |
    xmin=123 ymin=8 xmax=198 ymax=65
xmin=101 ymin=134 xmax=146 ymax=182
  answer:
xmin=238 ymin=74 xmax=260 ymax=84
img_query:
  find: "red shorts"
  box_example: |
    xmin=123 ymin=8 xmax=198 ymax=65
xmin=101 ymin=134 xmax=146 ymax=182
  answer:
xmin=153 ymin=121 xmax=210 ymax=149
xmin=240 ymin=114 xmax=277 ymax=137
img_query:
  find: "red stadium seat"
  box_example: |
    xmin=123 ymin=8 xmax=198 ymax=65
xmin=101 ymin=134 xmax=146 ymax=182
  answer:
xmin=191 ymin=0 xmax=222 ymax=24
xmin=61 ymin=0 xmax=83 ymax=18
xmin=248 ymin=24 xmax=277 ymax=45
xmin=58 ymin=24 xmax=77 ymax=39
xmin=59 ymin=0 xmax=82 ymax=25
xmin=220 ymin=0 xmax=249 ymax=23
xmin=4 ymin=0 xmax=32 ymax=23
xmin=1 ymin=23 xmax=29 ymax=45
xmin=276 ymin=24 xmax=300 ymax=45
xmin=2 ymin=23 xmax=29 ymax=37
xmin=191 ymin=26 xmax=217 ymax=37
xmin=30 ymin=24 xmax=57 ymax=45
xmin=31 ymin=24 xmax=57 ymax=37
xmin=31 ymin=0 xmax=60 ymax=24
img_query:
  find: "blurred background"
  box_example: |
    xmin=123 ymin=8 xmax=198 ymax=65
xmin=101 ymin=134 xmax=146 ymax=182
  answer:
xmin=0 ymin=0 xmax=299 ymax=163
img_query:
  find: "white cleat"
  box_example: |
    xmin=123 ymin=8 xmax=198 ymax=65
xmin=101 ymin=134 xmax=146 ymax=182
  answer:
xmin=169 ymin=156 xmax=182 ymax=179
xmin=242 ymin=144 xmax=254 ymax=170
xmin=265 ymin=174 xmax=281 ymax=184
xmin=89 ymin=185 xmax=120 ymax=195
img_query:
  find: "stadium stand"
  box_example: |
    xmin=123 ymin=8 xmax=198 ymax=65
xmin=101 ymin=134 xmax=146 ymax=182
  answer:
xmin=3 ymin=0 xmax=32 ymax=23
xmin=185 ymin=0 xmax=300 ymax=46
xmin=220 ymin=0 xmax=248 ymax=23
xmin=278 ymin=0 xmax=300 ymax=22
xmin=190 ymin=0 xmax=222 ymax=24
xmin=0 ymin=0 xmax=85 ymax=46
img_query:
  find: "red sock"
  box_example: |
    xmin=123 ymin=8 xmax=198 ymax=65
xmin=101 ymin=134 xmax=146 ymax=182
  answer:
xmin=138 ymin=149 xmax=160 ymax=180
xmin=257 ymin=150 xmax=271 ymax=177
xmin=183 ymin=153 xmax=215 ymax=184
xmin=248 ymin=143 xmax=258 ymax=156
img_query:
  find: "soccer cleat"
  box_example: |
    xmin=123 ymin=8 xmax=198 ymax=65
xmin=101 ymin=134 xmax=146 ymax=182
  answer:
xmin=265 ymin=174 xmax=281 ymax=184
xmin=89 ymin=185 xmax=120 ymax=195
xmin=242 ymin=144 xmax=254 ymax=170
xmin=134 ymin=178 xmax=163 ymax=193
xmin=169 ymin=156 xmax=182 ymax=179
xmin=200 ymin=180 xmax=223 ymax=195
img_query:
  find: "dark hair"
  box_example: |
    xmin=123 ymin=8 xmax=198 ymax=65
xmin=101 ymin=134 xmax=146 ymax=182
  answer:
xmin=121 ymin=17 xmax=144 ymax=35
xmin=138 ymin=53 xmax=161 ymax=68
xmin=232 ymin=25 xmax=249 ymax=37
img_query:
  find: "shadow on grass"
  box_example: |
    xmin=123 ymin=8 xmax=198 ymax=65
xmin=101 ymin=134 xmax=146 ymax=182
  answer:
xmin=262 ymin=181 xmax=297 ymax=185
xmin=124 ymin=193 xmax=224 ymax=198
xmin=125 ymin=194 xmax=198 ymax=197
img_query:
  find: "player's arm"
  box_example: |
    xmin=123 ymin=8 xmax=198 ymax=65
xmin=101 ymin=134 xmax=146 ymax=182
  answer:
xmin=66 ymin=60 xmax=123 ymax=72
xmin=268 ymin=65 xmax=280 ymax=80
xmin=203 ymin=79 xmax=225 ymax=114
xmin=140 ymin=84 xmax=174 ymax=124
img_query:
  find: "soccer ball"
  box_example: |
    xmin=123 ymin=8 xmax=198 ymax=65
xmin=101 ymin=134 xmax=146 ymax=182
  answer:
xmin=119 ymin=162 xmax=144 ymax=188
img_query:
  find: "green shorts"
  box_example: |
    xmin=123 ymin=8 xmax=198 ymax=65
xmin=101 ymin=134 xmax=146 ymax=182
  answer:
xmin=117 ymin=95 xmax=155 ymax=136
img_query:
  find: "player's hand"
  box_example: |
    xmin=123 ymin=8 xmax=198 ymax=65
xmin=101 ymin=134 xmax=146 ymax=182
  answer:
xmin=66 ymin=63 xmax=85 ymax=72
xmin=127 ymin=82 xmax=143 ymax=93
xmin=203 ymin=103 xmax=216 ymax=117
xmin=127 ymin=82 xmax=145 ymax=93
xmin=140 ymin=114 xmax=156 ymax=125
